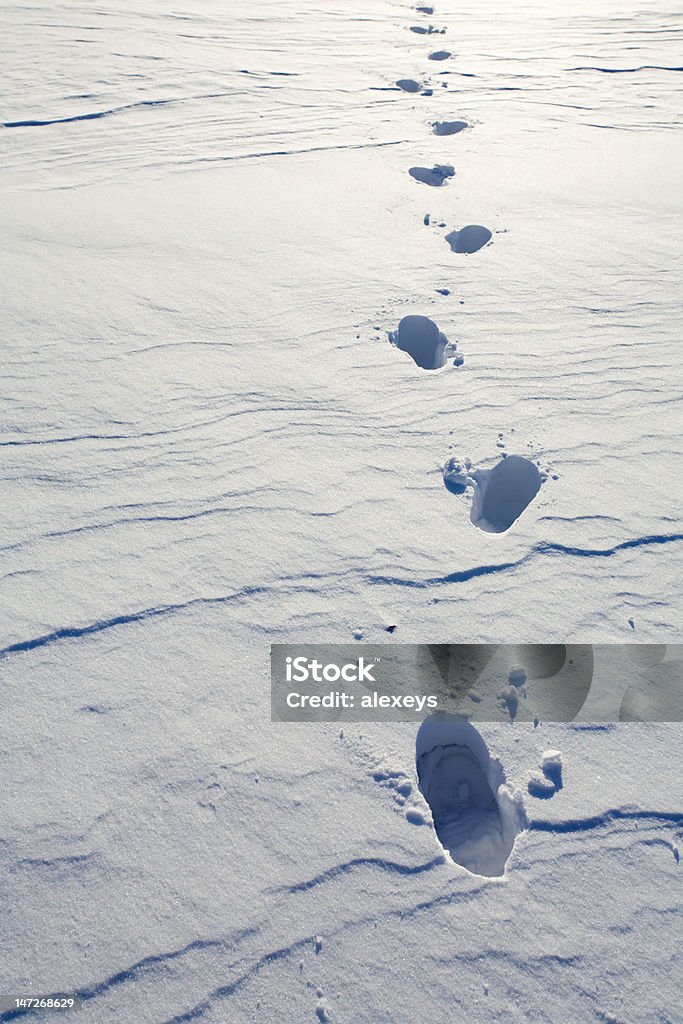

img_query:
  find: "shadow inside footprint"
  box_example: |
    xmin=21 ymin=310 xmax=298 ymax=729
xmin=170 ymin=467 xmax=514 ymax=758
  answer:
xmin=390 ymin=315 xmax=452 ymax=369
xmin=416 ymin=716 xmax=526 ymax=877
xmin=429 ymin=50 xmax=452 ymax=60
xmin=470 ymin=455 xmax=542 ymax=533
xmin=409 ymin=164 xmax=455 ymax=187
xmin=410 ymin=24 xmax=444 ymax=34
xmin=396 ymin=78 xmax=422 ymax=93
xmin=445 ymin=224 xmax=492 ymax=253
xmin=432 ymin=119 xmax=469 ymax=135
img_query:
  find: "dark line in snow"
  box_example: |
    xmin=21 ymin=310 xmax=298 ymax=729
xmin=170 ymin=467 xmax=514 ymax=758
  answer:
xmin=537 ymin=532 xmax=683 ymax=557
xmin=0 ymin=929 xmax=258 ymax=1021
xmin=2 ymin=92 xmax=232 ymax=128
xmin=434 ymin=558 xmax=525 ymax=584
xmin=569 ymin=64 xmax=683 ymax=73
xmin=1 ymin=536 xmax=681 ymax=660
xmin=175 ymin=138 xmax=410 ymax=166
xmin=0 ymin=589 xmax=265 ymax=660
xmin=269 ymin=855 xmax=444 ymax=894
xmin=372 ymin=533 xmax=683 ymax=588
xmin=530 ymin=808 xmax=683 ymax=833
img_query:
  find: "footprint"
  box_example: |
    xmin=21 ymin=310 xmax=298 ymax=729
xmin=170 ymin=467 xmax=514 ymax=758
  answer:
xmin=396 ymin=78 xmax=422 ymax=93
xmin=408 ymin=163 xmax=455 ymax=187
xmin=432 ymin=119 xmax=469 ymax=135
xmin=410 ymin=25 xmax=446 ymax=34
xmin=389 ymin=315 xmax=456 ymax=370
xmin=416 ymin=4 xmax=434 ymax=11
xmin=416 ymin=715 xmax=526 ymax=877
xmin=469 ymin=455 xmax=542 ymax=533
xmin=429 ymin=50 xmax=452 ymax=61
xmin=445 ymin=224 xmax=493 ymax=254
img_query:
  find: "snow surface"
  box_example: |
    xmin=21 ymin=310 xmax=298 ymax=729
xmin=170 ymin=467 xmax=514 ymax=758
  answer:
xmin=1 ymin=0 xmax=682 ymax=1021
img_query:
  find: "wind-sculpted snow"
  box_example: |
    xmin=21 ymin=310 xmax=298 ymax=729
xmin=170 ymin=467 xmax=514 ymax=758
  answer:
xmin=2 ymin=0 xmax=681 ymax=187
xmin=3 ymin=723 xmax=680 ymax=1024
xmin=365 ymin=533 xmax=683 ymax=588
xmin=267 ymin=854 xmax=444 ymax=894
xmin=528 ymin=806 xmax=683 ymax=833
xmin=1 ymin=532 xmax=681 ymax=661
xmin=1 ymin=0 xmax=682 ymax=1021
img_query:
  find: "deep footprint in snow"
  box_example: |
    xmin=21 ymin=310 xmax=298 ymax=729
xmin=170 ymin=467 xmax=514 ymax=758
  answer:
xmin=445 ymin=224 xmax=493 ymax=253
xmin=443 ymin=453 xmax=544 ymax=532
xmin=409 ymin=163 xmax=455 ymax=187
xmin=410 ymin=25 xmax=446 ymax=34
xmin=389 ymin=315 xmax=457 ymax=370
xmin=396 ymin=78 xmax=422 ymax=92
xmin=416 ymin=716 xmax=526 ymax=877
xmin=429 ymin=50 xmax=452 ymax=60
xmin=469 ymin=455 xmax=542 ymax=533
xmin=432 ymin=119 xmax=469 ymax=135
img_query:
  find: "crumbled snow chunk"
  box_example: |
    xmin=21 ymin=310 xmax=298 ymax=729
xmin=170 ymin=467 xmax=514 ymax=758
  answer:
xmin=405 ymin=807 xmax=427 ymax=825
xmin=542 ymin=750 xmax=562 ymax=770
xmin=528 ymin=770 xmax=555 ymax=794
xmin=443 ymin=456 xmax=470 ymax=494
xmin=508 ymin=667 xmax=527 ymax=688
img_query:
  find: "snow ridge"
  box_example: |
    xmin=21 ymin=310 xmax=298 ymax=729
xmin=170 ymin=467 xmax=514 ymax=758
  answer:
xmin=268 ymin=854 xmax=444 ymax=895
